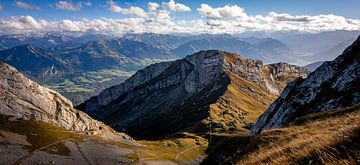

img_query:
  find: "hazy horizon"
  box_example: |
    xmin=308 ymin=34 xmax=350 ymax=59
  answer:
xmin=1 ymin=0 xmax=360 ymax=35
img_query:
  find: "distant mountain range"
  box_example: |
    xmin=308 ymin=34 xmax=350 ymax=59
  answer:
xmin=0 ymin=35 xmax=182 ymax=104
xmin=0 ymin=31 xmax=358 ymax=105
xmin=123 ymin=32 xmax=191 ymax=50
xmin=278 ymin=30 xmax=359 ymax=53
xmin=0 ymin=32 xmax=109 ymax=49
xmin=304 ymin=61 xmax=325 ymax=71
xmin=307 ymin=39 xmax=354 ymax=62
xmin=0 ymin=45 xmax=72 ymax=82
xmin=171 ymin=36 xmax=295 ymax=63
xmin=278 ymin=30 xmax=359 ymax=63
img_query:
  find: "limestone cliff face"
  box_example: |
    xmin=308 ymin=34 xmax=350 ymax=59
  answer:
xmin=266 ymin=63 xmax=308 ymax=84
xmin=79 ymin=50 xmax=308 ymax=139
xmin=252 ymin=36 xmax=360 ymax=134
xmin=81 ymin=61 xmax=175 ymax=113
xmin=264 ymin=63 xmax=309 ymax=95
xmin=0 ymin=61 xmax=132 ymax=140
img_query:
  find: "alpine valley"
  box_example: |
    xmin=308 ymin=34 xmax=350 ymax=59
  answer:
xmin=0 ymin=31 xmax=359 ymax=165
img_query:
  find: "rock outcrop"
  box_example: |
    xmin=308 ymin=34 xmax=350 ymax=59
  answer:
xmin=79 ymin=50 xmax=308 ymax=139
xmin=252 ymin=36 xmax=360 ymax=134
xmin=0 ymin=61 xmax=132 ymax=140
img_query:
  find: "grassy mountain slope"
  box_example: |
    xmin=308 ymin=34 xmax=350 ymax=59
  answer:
xmin=201 ymin=104 xmax=360 ymax=164
xmin=79 ymin=51 xmax=308 ymax=140
xmin=0 ymin=116 xmax=208 ymax=165
xmin=0 ymin=60 xmax=207 ymax=164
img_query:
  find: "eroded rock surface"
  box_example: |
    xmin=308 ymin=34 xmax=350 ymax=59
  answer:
xmin=0 ymin=61 xmax=132 ymax=141
xmin=252 ymin=36 xmax=360 ymax=134
xmin=79 ymin=50 xmax=308 ymax=139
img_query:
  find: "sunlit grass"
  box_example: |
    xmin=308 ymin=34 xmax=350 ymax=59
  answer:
xmin=203 ymin=104 xmax=360 ymax=164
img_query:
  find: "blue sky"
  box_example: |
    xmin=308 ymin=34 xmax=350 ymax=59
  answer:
xmin=0 ymin=0 xmax=360 ymax=35
xmin=1 ymin=0 xmax=360 ymax=20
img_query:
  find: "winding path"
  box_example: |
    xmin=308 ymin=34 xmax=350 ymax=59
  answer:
xmin=12 ymin=138 xmax=73 ymax=165
xmin=175 ymin=145 xmax=200 ymax=161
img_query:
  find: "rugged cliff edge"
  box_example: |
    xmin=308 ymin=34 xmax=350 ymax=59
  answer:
xmin=0 ymin=61 xmax=132 ymax=140
xmin=79 ymin=50 xmax=308 ymax=139
xmin=252 ymin=35 xmax=360 ymax=134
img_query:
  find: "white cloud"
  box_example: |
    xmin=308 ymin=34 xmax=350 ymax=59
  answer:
xmin=125 ymin=6 xmax=148 ymax=18
xmin=162 ymin=0 xmax=191 ymax=12
xmin=197 ymin=4 xmax=360 ymax=33
xmin=0 ymin=16 xmax=45 ymax=34
xmin=154 ymin=10 xmax=172 ymax=25
xmin=55 ymin=1 xmax=80 ymax=11
xmin=107 ymin=0 xmax=189 ymax=23
xmin=60 ymin=19 xmax=82 ymax=31
xmin=0 ymin=15 xmax=149 ymax=35
xmin=148 ymin=2 xmax=159 ymax=12
xmin=198 ymin=4 xmax=248 ymax=20
xmin=259 ymin=12 xmax=360 ymax=32
xmin=268 ymin=12 xmax=312 ymax=22
xmin=174 ymin=3 xmax=191 ymax=12
xmin=55 ymin=1 xmax=91 ymax=11
xmin=0 ymin=15 xmax=193 ymax=35
xmin=15 ymin=1 xmax=39 ymax=10
xmin=108 ymin=0 xmax=148 ymax=18
xmin=1 ymin=3 xmax=360 ymax=35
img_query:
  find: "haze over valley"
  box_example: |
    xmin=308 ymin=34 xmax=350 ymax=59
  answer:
xmin=0 ymin=0 xmax=359 ymax=164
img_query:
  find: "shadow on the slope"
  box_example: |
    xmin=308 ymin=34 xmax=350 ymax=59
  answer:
xmin=100 ymin=74 xmax=231 ymax=141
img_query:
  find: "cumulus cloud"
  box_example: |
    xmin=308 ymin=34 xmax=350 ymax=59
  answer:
xmin=0 ymin=3 xmax=359 ymax=35
xmin=15 ymin=1 xmax=39 ymax=10
xmin=153 ymin=10 xmax=172 ymax=25
xmin=0 ymin=16 xmax=46 ymax=34
xmin=55 ymin=1 xmax=90 ymax=11
xmin=198 ymin=4 xmax=248 ymax=20
xmin=0 ymin=15 xmax=202 ymax=35
xmin=108 ymin=0 xmax=190 ymax=19
xmin=107 ymin=0 xmax=190 ymax=26
xmin=162 ymin=0 xmax=191 ymax=12
xmin=0 ymin=15 xmax=149 ymax=35
xmin=108 ymin=0 xmax=148 ymax=18
xmin=148 ymin=2 xmax=159 ymax=12
xmin=197 ymin=3 xmax=360 ymax=33
xmin=268 ymin=12 xmax=312 ymax=22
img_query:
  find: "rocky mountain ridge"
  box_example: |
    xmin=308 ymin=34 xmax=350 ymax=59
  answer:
xmin=79 ymin=50 xmax=308 ymax=139
xmin=0 ymin=61 xmax=132 ymax=140
xmin=252 ymin=35 xmax=360 ymax=134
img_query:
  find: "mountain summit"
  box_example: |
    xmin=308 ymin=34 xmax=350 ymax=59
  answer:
xmin=252 ymin=35 xmax=360 ymax=134
xmin=78 ymin=50 xmax=308 ymax=139
xmin=0 ymin=61 xmax=131 ymax=141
